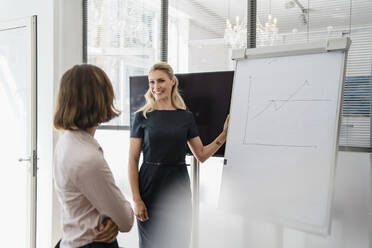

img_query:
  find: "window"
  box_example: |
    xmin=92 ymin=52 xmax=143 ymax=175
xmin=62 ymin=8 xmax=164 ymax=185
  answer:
xmin=87 ymin=0 xmax=160 ymax=127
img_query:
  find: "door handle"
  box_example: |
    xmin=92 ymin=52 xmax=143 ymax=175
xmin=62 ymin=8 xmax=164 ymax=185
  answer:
xmin=18 ymin=157 xmax=31 ymax=162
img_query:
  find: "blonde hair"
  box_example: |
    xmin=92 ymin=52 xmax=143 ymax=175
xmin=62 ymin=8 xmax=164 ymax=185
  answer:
xmin=137 ymin=62 xmax=186 ymax=118
xmin=54 ymin=64 xmax=120 ymax=130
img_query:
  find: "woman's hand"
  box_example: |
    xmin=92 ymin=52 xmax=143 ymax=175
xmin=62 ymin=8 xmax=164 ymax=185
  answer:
xmin=134 ymin=200 xmax=149 ymax=222
xmin=94 ymin=218 xmax=118 ymax=243
xmin=223 ymin=115 xmax=230 ymax=133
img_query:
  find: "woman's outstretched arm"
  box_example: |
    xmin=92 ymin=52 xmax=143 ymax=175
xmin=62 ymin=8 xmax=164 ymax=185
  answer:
xmin=188 ymin=115 xmax=229 ymax=163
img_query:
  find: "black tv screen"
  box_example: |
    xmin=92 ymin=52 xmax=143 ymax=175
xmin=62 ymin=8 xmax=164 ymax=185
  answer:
xmin=129 ymin=71 xmax=234 ymax=157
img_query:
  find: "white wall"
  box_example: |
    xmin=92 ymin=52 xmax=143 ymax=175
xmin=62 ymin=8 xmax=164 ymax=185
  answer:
xmin=0 ymin=0 xmax=82 ymax=247
xmin=188 ymin=41 xmax=232 ymax=72
xmin=188 ymin=22 xmax=232 ymax=72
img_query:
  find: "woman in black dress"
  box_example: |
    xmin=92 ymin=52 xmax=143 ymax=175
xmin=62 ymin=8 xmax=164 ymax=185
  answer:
xmin=128 ymin=62 xmax=229 ymax=248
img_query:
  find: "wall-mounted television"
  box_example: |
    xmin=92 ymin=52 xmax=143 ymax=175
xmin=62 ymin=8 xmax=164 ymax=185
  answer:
xmin=129 ymin=71 xmax=234 ymax=157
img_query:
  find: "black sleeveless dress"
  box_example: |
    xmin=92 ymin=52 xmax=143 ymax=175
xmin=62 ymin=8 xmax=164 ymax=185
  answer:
xmin=130 ymin=109 xmax=199 ymax=248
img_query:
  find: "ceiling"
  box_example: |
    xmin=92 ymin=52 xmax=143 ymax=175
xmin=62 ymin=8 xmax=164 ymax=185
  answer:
xmin=171 ymin=0 xmax=372 ymax=36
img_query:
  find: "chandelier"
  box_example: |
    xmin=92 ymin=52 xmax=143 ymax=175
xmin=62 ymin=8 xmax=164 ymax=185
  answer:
xmin=257 ymin=14 xmax=279 ymax=47
xmin=224 ymin=15 xmax=279 ymax=48
xmin=224 ymin=16 xmax=247 ymax=49
xmin=224 ymin=0 xmax=279 ymax=48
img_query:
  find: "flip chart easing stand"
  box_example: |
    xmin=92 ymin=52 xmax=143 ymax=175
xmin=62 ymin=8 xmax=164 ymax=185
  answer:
xmin=219 ymin=38 xmax=351 ymax=235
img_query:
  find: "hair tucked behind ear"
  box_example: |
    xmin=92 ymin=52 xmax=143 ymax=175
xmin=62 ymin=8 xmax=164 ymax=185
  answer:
xmin=137 ymin=62 xmax=186 ymax=118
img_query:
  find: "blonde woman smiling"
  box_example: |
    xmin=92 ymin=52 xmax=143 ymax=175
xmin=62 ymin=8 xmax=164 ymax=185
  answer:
xmin=129 ymin=62 xmax=229 ymax=248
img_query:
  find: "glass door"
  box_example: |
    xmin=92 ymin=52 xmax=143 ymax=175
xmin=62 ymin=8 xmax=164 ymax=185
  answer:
xmin=0 ymin=16 xmax=37 ymax=248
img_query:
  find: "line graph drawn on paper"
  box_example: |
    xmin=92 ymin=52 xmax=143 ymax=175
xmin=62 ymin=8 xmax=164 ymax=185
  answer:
xmin=242 ymin=76 xmax=333 ymax=148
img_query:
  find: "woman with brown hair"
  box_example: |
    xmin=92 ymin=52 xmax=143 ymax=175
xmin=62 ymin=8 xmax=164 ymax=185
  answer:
xmin=53 ymin=64 xmax=134 ymax=248
xmin=128 ymin=62 xmax=229 ymax=248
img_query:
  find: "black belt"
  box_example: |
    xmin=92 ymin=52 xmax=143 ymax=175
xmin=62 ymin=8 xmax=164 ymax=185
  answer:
xmin=144 ymin=161 xmax=189 ymax=166
xmin=55 ymin=240 xmax=118 ymax=248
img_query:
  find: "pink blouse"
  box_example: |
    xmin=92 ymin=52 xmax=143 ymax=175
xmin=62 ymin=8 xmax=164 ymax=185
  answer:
xmin=53 ymin=130 xmax=134 ymax=248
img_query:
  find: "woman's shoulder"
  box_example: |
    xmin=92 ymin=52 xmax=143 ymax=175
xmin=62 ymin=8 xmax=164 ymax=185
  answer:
xmin=134 ymin=110 xmax=144 ymax=117
xmin=55 ymin=131 xmax=104 ymax=172
xmin=133 ymin=111 xmax=145 ymax=120
xmin=176 ymin=109 xmax=197 ymax=122
xmin=176 ymin=108 xmax=192 ymax=114
xmin=181 ymin=109 xmax=195 ymax=117
xmin=60 ymin=131 xmax=101 ymax=156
